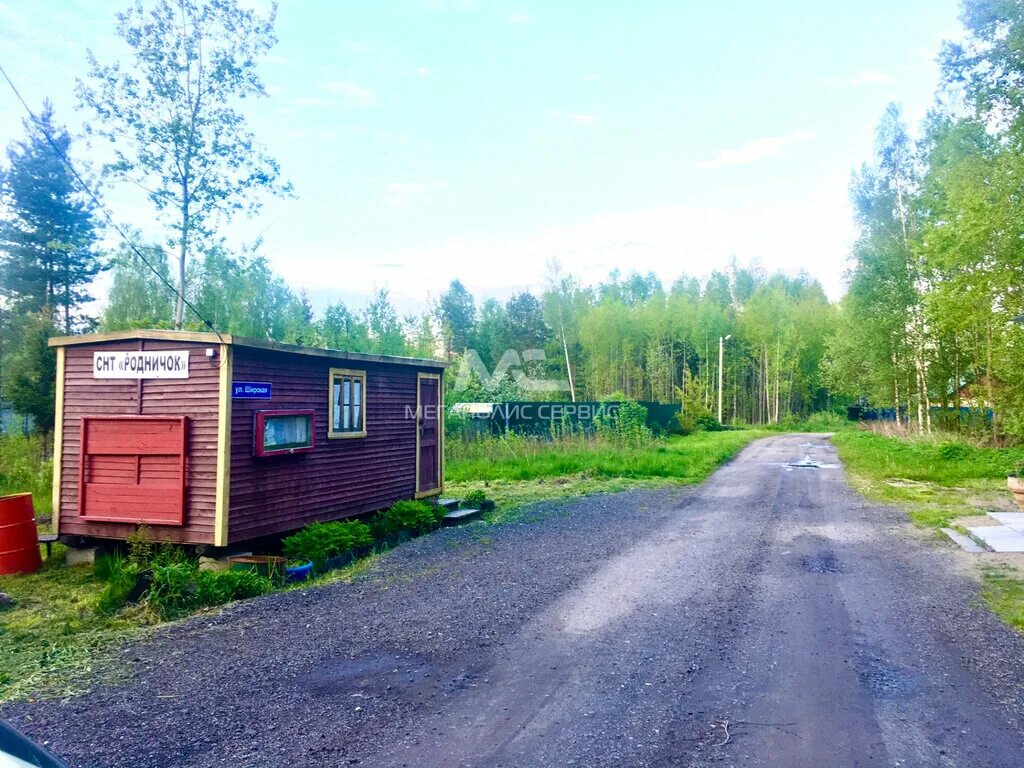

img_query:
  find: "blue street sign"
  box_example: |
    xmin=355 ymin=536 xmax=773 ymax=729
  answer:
xmin=232 ymin=381 xmax=272 ymax=400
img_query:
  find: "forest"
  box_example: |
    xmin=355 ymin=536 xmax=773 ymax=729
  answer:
xmin=2 ymin=0 xmax=1024 ymax=440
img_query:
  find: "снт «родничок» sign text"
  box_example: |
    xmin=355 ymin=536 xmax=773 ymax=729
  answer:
xmin=92 ymin=350 xmax=190 ymax=379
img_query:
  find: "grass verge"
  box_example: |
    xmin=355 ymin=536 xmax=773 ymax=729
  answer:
xmin=446 ymin=429 xmax=770 ymax=523
xmin=832 ymin=427 xmax=1024 ymax=634
xmin=832 ymin=429 xmax=1024 ymax=529
xmin=0 ymin=544 xmax=154 ymax=702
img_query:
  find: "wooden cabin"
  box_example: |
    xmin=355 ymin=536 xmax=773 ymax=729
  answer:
xmin=49 ymin=330 xmax=446 ymax=548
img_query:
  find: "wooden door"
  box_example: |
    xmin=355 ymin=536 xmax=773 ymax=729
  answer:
xmin=416 ymin=374 xmax=441 ymax=497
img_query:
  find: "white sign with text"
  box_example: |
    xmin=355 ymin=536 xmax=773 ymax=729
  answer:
xmin=93 ymin=350 xmax=190 ymax=379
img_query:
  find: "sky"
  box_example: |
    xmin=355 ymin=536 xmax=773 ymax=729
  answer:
xmin=0 ymin=0 xmax=965 ymax=315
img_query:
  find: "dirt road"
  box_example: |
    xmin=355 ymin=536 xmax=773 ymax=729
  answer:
xmin=5 ymin=434 xmax=1024 ymax=767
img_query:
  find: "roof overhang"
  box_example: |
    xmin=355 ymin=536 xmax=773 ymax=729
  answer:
xmin=47 ymin=329 xmax=448 ymax=369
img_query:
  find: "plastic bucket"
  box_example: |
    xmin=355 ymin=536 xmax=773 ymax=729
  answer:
xmin=0 ymin=493 xmax=43 ymax=575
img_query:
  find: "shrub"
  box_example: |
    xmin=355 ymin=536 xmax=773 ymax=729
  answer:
xmin=282 ymin=519 xmax=373 ymax=570
xmin=596 ymin=398 xmax=652 ymax=445
xmin=463 ymin=489 xmax=487 ymax=508
xmin=125 ymin=526 xmax=155 ymax=567
xmin=372 ymin=499 xmax=443 ymax=539
xmin=937 ymin=441 xmax=971 ymax=461
xmin=676 ymin=371 xmax=712 ymax=435
xmin=696 ymin=414 xmax=725 ymax=432
xmin=801 ymin=411 xmax=849 ymax=432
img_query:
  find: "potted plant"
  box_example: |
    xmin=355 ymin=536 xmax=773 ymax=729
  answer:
xmin=462 ymin=489 xmax=494 ymax=511
xmin=1009 ymin=468 xmax=1024 ymax=512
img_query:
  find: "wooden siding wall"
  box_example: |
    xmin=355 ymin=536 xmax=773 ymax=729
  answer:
xmin=59 ymin=340 xmax=221 ymax=544
xmin=228 ymin=348 xmax=422 ymax=543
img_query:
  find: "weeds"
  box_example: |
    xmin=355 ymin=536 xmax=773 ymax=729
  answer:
xmin=0 ymin=434 xmax=52 ymax=517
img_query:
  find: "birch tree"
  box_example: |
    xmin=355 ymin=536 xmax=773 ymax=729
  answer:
xmin=78 ymin=0 xmax=291 ymax=329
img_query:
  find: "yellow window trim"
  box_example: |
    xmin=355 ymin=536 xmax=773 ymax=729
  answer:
xmin=328 ymin=367 xmax=367 ymax=439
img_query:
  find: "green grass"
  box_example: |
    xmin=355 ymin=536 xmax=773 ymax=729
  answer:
xmin=446 ymin=429 xmax=769 ymax=522
xmin=0 ymin=544 xmax=153 ymax=702
xmin=982 ymin=565 xmax=1024 ymax=631
xmin=832 ymin=426 xmax=1024 ymax=635
xmin=447 ymin=430 xmax=768 ymax=483
xmin=832 ymin=429 xmax=1024 ymax=529
xmin=0 ymin=434 xmax=52 ymax=518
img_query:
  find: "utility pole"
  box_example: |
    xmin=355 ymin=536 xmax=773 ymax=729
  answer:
xmin=718 ymin=334 xmax=731 ymax=424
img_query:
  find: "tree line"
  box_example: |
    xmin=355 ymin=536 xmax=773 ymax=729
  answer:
xmin=825 ymin=0 xmax=1024 ymax=440
xmin=0 ymin=0 xmax=839 ymax=437
xmin=9 ymin=0 xmax=1024 ymax=442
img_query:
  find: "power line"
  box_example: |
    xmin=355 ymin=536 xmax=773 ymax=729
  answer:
xmin=0 ymin=61 xmax=222 ymax=340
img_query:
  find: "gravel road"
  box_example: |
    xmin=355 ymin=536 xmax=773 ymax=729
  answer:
xmin=5 ymin=433 xmax=1024 ymax=767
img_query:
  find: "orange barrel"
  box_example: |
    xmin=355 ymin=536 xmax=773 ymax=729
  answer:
xmin=0 ymin=493 xmax=43 ymax=575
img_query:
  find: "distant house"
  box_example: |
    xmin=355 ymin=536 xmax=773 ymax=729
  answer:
xmin=954 ymin=375 xmax=997 ymax=410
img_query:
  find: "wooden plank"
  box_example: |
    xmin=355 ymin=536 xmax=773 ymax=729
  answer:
xmin=214 ymin=343 xmax=232 ymax=547
xmin=48 ymin=329 xmax=446 ymax=369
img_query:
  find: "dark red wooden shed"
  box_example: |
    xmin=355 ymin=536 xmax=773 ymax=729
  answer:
xmin=49 ymin=331 xmax=446 ymax=547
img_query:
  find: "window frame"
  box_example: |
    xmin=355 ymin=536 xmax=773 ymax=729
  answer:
xmin=328 ymin=367 xmax=368 ymax=439
xmin=253 ymin=409 xmax=316 ymax=457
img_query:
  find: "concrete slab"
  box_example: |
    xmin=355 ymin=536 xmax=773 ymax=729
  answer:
xmin=65 ymin=546 xmax=98 ymax=566
xmin=443 ymin=508 xmax=482 ymax=525
xmin=940 ymin=528 xmax=986 ymax=553
xmin=966 ymin=524 xmax=1024 ymax=553
xmin=988 ymin=512 xmax=1024 ymax=533
xmin=435 ymin=498 xmax=460 ymax=512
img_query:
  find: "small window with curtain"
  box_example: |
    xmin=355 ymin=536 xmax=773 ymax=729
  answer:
xmin=328 ymin=368 xmax=366 ymax=438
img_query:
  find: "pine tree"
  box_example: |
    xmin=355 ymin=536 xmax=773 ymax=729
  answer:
xmin=0 ymin=101 xmax=102 ymax=333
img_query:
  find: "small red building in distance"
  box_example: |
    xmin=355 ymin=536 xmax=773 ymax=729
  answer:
xmin=49 ymin=330 xmax=446 ymax=548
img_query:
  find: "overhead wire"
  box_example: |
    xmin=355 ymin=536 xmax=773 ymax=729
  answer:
xmin=0 ymin=61 xmax=224 ymax=342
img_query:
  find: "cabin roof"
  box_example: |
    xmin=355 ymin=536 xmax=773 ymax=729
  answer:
xmin=48 ymin=329 xmax=448 ymax=369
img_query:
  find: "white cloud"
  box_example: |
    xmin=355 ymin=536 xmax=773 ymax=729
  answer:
xmin=581 ymin=72 xmax=601 ymax=81
xmin=416 ymin=66 xmax=433 ymax=76
xmin=264 ymin=54 xmax=288 ymax=65
xmin=568 ymin=112 xmax=600 ymax=125
xmin=318 ymin=80 xmax=377 ymax=107
xmin=696 ymin=130 xmax=813 ymax=169
xmin=508 ymin=12 xmax=530 ymax=24
xmin=294 ymin=97 xmax=329 ymax=107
